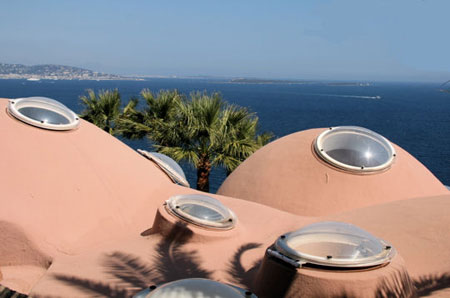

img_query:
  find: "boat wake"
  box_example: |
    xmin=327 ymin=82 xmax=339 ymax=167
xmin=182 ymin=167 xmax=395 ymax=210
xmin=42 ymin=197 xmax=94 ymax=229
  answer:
xmin=305 ymin=93 xmax=381 ymax=100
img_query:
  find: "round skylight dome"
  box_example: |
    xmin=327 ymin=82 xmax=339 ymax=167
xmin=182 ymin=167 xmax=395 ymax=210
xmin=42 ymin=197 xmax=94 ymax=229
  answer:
xmin=314 ymin=126 xmax=396 ymax=173
xmin=133 ymin=278 xmax=256 ymax=298
xmin=8 ymin=97 xmax=79 ymax=130
xmin=138 ymin=149 xmax=190 ymax=187
xmin=166 ymin=194 xmax=237 ymax=230
xmin=275 ymin=221 xmax=395 ymax=268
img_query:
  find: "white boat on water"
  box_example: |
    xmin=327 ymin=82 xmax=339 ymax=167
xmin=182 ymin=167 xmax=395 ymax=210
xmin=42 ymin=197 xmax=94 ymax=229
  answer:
xmin=26 ymin=78 xmax=40 ymax=81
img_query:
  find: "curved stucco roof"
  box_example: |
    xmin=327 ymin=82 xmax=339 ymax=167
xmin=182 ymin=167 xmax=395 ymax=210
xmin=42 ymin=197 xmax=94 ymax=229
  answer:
xmin=1 ymin=97 xmax=450 ymax=297
xmin=327 ymin=194 xmax=450 ymax=279
xmin=0 ymin=98 xmax=179 ymax=254
xmin=217 ymin=128 xmax=448 ymax=216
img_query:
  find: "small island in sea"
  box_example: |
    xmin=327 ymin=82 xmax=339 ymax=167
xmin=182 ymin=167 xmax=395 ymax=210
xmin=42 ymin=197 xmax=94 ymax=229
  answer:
xmin=230 ymin=78 xmax=317 ymax=84
xmin=0 ymin=63 xmax=141 ymax=81
xmin=230 ymin=77 xmax=370 ymax=86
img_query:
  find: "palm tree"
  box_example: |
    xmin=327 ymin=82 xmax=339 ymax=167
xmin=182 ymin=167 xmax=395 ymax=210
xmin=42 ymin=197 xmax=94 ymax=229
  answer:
xmin=214 ymin=104 xmax=272 ymax=176
xmin=116 ymin=89 xmax=184 ymax=142
xmin=155 ymin=91 xmax=272 ymax=192
xmin=80 ymin=89 xmax=122 ymax=135
xmin=116 ymin=89 xmax=272 ymax=192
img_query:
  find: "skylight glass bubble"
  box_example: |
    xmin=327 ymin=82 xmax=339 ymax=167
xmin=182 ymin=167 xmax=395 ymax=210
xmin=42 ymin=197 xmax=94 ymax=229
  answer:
xmin=18 ymin=107 xmax=70 ymax=125
xmin=315 ymin=126 xmax=396 ymax=173
xmin=138 ymin=150 xmax=189 ymax=187
xmin=133 ymin=278 xmax=256 ymax=298
xmin=275 ymin=221 xmax=396 ymax=268
xmin=8 ymin=97 xmax=79 ymax=130
xmin=166 ymin=194 xmax=237 ymax=230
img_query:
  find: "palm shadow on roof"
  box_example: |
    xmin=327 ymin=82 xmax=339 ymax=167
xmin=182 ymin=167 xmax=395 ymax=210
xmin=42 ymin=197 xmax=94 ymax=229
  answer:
xmin=44 ymin=222 xmax=450 ymax=297
xmin=52 ymin=222 xmax=212 ymax=297
xmin=225 ymin=242 xmax=262 ymax=290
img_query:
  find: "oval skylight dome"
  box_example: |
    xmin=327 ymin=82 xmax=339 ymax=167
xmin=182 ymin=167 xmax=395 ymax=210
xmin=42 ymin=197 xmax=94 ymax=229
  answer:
xmin=138 ymin=149 xmax=190 ymax=187
xmin=166 ymin=194 xmax=237 ymax=230
xmin=314 ymin=126 xmax=396 ymax=173
xmin=274 ymin=221 xmax=395 ymax=268
xmin=8 ymin=97 xmax=80 ymax=130
xmin=133 ymin=278 xmax=256 ymax=298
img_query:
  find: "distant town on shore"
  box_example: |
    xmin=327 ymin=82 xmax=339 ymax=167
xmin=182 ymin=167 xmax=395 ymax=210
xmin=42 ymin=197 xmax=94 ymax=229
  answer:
xmin=0 ymin=62 xmax=376 ymax=86
xmin=0 ymin=63 xmax=139 ymax=81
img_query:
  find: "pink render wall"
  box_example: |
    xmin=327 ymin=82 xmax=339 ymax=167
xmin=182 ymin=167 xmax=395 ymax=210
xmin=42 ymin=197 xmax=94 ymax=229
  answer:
xmin=0 ymin=98 xmax=449 ymax=297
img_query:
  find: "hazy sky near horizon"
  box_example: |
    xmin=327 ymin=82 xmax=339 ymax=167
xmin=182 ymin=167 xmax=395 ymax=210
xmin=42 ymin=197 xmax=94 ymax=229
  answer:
xmin=0 ymin=0 xmax=449 ymax=81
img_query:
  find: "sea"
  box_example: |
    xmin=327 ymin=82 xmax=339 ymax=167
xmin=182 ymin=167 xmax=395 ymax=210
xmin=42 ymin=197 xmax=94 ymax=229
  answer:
xmin=1 ymin=78 xmax=449 ymax=192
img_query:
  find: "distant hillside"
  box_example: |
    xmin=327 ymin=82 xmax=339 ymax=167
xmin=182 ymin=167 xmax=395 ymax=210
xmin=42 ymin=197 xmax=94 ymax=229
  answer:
xmin=0 ymin=63 xmax=137 ymax=80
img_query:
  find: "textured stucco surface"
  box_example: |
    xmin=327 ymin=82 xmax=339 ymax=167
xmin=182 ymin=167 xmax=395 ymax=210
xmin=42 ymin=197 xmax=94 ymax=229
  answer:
xmin=1 ymin=98 xmax=449 ymax=297
xmin=218 ymin=128 xmax=448 ymax=216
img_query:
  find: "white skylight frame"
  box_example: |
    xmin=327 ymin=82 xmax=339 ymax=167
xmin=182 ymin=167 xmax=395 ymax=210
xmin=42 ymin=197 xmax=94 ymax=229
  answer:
xmin=8 ymin=97 xmax=80 ymax=130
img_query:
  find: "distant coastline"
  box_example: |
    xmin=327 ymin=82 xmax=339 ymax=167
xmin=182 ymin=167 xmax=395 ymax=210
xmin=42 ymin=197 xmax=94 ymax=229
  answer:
xmin=0 ymin=63 xmax=141 ymax=81
xmin=230 ymin=78 xmax=371 ymax=86
xmin=230 ymin=78 xmax=315 ymax=84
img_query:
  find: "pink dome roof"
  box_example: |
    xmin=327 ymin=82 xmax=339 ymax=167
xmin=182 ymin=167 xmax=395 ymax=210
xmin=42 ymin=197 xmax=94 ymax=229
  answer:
xmin=0 ymin=98 xmax=178 ymax=254
xmin=218 ymin=128 xmax=448 ymax=216
xmin=1 ymin=97 xmax=450 ymax=297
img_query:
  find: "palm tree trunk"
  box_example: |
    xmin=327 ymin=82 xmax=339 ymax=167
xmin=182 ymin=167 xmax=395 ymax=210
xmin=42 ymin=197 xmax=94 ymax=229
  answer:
xmin=196 ymin=154 xmax=211 ymax=192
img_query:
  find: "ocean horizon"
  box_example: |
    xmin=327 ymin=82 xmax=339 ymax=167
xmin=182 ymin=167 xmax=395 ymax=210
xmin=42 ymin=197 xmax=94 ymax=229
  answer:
xmin=1 ymin=78 xmax=449 ymax=192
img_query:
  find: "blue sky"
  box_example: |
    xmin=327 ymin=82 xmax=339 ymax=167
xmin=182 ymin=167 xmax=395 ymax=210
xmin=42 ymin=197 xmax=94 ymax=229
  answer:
xmin=0 ymin=0 xmax=449 ymax=81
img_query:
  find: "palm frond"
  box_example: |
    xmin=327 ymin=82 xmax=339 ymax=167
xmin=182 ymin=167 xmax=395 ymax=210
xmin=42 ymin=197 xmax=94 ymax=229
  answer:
xmin=79 ymin=89 xmax=121 ymax=134
xmin=156 ymin=145 xmax=200 ymax=166
xmin=106 ymin=88 xmax=273 ymax=191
